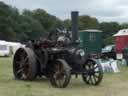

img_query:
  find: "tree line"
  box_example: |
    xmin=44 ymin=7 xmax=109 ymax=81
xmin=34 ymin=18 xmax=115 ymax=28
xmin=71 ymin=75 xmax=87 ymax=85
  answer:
xmin=0 ymin=1 xmax=128 ymax=45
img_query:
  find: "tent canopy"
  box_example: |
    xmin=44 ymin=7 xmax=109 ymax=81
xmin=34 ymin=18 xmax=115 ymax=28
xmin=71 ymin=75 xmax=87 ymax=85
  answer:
xmin=114 ymin=29 xmax=128 ymax=37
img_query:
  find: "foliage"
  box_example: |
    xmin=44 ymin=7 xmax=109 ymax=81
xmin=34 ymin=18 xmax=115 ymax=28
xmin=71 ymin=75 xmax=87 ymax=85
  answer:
xmin=103 ymin=36 xmax=114 ymax=46
xmin=99 ymin=22 xmax=121 ymax=45
xmin=63 ymin=15 xmax=99 ymax=30
xmin=0 ymin=1 xmax=128 ymax=45
xmin=78 ymin=15 xmax=99 ymax=30
xmin=0 ymin=2 xmax=63 ymax=42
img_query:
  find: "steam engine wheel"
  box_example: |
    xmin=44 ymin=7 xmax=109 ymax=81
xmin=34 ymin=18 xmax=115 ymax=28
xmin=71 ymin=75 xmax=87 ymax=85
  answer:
xmin=13 ymin=48 xmax=37 ymax=80
xmin=50 ymin=59 xmax=71 ymax=88
xmin=82 ymin=59 xmax=103 ymax=85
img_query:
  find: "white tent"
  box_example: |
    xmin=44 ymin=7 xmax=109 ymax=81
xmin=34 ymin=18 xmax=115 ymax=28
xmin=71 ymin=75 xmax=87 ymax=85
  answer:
xmin=0 ymin=40 xmax=10 ymax=56
xmin=0 ymin=40 xmax=25 ymax=56
xmin=113 ymin=29 xmax=128 ymax=37
xmin=7 ymin=41 xmax=25 ymax=54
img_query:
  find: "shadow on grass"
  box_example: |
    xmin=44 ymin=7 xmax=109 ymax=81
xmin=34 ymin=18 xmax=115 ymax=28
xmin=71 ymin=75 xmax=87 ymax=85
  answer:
xmin=11 ymin=76 xmax=49 ymax=84
xmin=8 ymin=76 xmax=104 ymax=89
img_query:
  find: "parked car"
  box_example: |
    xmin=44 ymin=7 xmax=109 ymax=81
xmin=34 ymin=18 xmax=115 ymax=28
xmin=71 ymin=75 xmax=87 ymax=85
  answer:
xmin=101 ymin=44 xmax=116 ymax=59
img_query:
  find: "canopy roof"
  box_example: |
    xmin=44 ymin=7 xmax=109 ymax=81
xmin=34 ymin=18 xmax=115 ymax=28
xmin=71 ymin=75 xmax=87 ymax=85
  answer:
xmin=114 ymin=29 xmax=128 ymax=37
xmin=79 ymin=29 xmax=102 ymax=32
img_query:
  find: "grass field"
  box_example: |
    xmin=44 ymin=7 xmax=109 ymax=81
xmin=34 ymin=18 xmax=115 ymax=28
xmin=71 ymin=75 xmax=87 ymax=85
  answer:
xmin=0 ymin=57 xmax=128 ymax=96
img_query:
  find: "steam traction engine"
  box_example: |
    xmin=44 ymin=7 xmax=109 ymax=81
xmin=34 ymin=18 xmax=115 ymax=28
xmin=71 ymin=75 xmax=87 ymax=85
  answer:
xmin=13 ymin=12 xmax=103 ymax=88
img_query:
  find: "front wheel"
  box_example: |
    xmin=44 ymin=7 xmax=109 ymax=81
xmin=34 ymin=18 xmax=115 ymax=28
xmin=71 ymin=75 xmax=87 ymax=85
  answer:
xmin=82 ymin=59 xmax=103 ymax=85
xmin=49 ymin=59 xmax=71 ymax=88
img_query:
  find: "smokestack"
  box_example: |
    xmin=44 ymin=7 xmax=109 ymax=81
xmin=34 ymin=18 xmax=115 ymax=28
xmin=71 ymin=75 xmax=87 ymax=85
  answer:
xmin=71 ymin=11 xmax=79 ymax=43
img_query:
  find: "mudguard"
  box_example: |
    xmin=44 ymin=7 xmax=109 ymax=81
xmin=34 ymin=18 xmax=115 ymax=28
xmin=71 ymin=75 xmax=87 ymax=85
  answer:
xmin=85 ymin=58 xmax=100 ymax=65
xmin=56 ymin=59 xmax=71 ymax=71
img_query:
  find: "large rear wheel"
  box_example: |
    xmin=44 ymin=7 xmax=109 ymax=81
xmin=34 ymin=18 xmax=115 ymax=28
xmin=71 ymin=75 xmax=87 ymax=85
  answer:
xmin=13 ymin=48 xmax=37 ymax=80
xmin=50 ymin=59 xmax=71 ymax=88
xmin=82 ymin=59 xmax=103 ymax=85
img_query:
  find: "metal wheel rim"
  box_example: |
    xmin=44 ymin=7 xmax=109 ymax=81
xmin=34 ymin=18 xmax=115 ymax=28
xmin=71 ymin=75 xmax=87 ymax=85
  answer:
xmin=83 ymin=60 xmax=102 ymax=85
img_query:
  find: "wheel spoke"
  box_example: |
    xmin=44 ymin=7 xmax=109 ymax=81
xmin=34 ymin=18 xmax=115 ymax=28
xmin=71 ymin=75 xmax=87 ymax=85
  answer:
xmin=92 ymin=75 xmax=95 ymax=84
xmin=92 ymin=75 xmax=97 ymax=84
xmin=90 ymin=75 xmax=94 ymax=84
xmin=94 ymin=74 xmax=99 ymax=78
xmin=24 ymin=56 xmax=29 ymax=63
xmin=21 ymin=73 xmax=27 ymax=80
xmin=87 ymin=75 xmax=91 ymax=83
xmin=15 ymin=60 xmax=21 ymax=64
xmin=93 ymin=75 xmax=98 ymax=82
xmin=54 ymin=73 xmax=65 ymax=87
xmin=86 ymin=75 xmax=89 ymax=80
xmin=16 ymin=69 xmax=23 ymax=75
xmin=88 ymin=62 xmax=92 ymax=69
xmin=19 ymin=55 xmax=30 ymax=78
xmin=94 ymin=64 xmax=98 ymax=69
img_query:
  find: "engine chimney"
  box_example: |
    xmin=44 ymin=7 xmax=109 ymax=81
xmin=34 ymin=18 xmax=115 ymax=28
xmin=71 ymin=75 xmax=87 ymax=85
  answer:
xmin=71 ymin=11 xmax=79 ymax=43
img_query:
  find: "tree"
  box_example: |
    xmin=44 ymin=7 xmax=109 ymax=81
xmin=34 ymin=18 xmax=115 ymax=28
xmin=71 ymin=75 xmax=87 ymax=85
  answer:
xmin=63 ymin=19 xmax=71 ymax=30
xmin=63 ymin=15 xmax=99 ymax=30
xmin=18 ymin=15 xmax=46 ymax=41
xmin=78 ymin=15 xmax=99 ymax=30
xmin=99 ymin=22 xmax=120 ymax=45
xmin=0 ymin=2 xmax=17 ymax=41
xmin=0 ymin=2 xmax=64 ymax=42
xmin=120 ymin=23 xmax=128 ymax=29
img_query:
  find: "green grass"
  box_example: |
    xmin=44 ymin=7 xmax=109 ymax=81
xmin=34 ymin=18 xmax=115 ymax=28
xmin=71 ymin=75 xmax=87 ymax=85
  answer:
xmin=0 ymin=57 xmax=128 ymax=96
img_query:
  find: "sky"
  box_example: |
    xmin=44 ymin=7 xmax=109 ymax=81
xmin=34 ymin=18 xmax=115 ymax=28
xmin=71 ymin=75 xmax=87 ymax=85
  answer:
xmin=1 ymin=0 xmax=128 ymax=23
